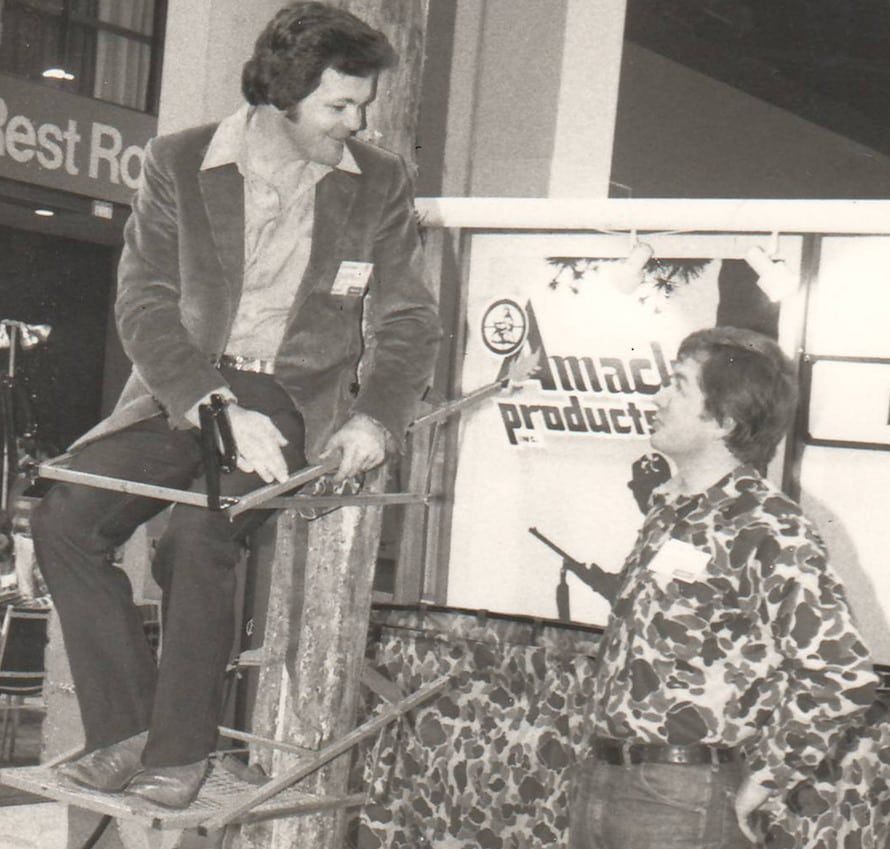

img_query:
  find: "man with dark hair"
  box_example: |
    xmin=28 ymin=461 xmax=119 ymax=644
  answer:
xmin=31 ymin=1 xmax=440 ymax=808
xmin=568 ymin=326 xmax=876 ymax=848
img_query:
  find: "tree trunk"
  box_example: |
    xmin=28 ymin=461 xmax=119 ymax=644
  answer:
xmin=334 ymin=0 xmax=430 ymax=170
xmin=236 ymin=474 xmax=385 ymax=849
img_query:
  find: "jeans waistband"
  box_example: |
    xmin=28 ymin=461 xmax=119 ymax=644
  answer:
xmin=592 ymin=737 xmax=739 ymax=766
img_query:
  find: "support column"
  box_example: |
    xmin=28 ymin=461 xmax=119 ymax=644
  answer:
xmin=548 ymin=0 xmax=628 ymax=197
xmin=157 ymin=0 xmax=283 ymax=134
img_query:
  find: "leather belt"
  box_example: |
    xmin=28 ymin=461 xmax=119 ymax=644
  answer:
xmin=592 ymin=737 xmax=739 ymax=766
xmin=218 ymin=354 xmax=275 ymax=375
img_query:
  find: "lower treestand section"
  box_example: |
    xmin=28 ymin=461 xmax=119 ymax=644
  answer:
xmin=0 ymin=756 xmax=366 ymax=834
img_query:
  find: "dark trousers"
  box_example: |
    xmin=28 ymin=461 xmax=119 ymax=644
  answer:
xmin=31 ymin=370 xmax=306 ymax=767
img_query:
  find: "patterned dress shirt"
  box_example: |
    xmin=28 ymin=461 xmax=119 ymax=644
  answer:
xmin=591 ymin=464 xmax=877 ymax=791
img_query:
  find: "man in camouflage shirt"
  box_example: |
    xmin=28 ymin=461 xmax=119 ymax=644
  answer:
xmin=568 ymin=326 xmax=877 ymax=849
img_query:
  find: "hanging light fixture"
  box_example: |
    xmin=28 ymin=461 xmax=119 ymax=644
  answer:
xmin=604 ymin=232 xmax=653 ymax=295
xmin=744 ymin=233 xmax=799 ymax=302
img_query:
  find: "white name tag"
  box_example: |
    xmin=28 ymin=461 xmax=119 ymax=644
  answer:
xmin=647 ymin=538 xmax=710 ymax=584
xmin=331 ymin=261 xmax=373 ymax=296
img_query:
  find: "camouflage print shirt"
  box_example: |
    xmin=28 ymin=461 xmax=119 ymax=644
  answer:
xmin=591 ymin=464 xmax=878 ymax=791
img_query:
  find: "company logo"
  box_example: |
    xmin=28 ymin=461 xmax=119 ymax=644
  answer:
xmin=493 ymin=300 xmax=674 ymax=445
xmin=481 ymin=299 xmax=527 ymax=355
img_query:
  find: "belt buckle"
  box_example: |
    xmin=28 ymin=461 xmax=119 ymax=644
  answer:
xmin=670 ymin=746 xmax=692 ymax=765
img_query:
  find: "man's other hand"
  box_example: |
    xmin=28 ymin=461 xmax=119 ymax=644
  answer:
xmin=321 ymin=414 xmax=388 ymax=481
xmin=227 ymin=405 xmax=289 ymax=483
xmin=734 ymin=775 xmax=773 ymax=843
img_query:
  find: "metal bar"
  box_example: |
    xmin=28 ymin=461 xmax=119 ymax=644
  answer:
xmin=37 ymin=457 xmax=352 ymax=517
xmin=223 ymin=457 xmax=339 ymax=518
xmin=415 ymin=197 xmax=890 ymax=235
xmin=38 ymin=463 xmax=217 ymax=509
xmin=217 ymin=726 xmax=315 ymax=758
xmin=198 ymin=674 xmax=451 ymax=834
xmin=260 ymin=492 xmax=431 ymax=509
xmin=222 ymin=792 xmax=368 ymax=829
xmin=409 ymin=379 xmax=506 ymax=431
xmin=5 ymin=323 xmax=17 ymax=378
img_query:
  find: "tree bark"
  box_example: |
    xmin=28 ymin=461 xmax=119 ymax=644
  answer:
xmin=333 ymin=0 xmax=430 ymax=170
xmin=236 ymin=476 xmax=385 ymax=849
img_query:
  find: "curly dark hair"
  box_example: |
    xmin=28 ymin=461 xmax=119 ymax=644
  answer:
xmin=242 ymin=2 xmax=397 ymax=109
xmin=677 ymin=326 xmax=798 ymax=470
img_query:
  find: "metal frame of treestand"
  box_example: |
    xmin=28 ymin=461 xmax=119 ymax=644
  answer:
xmin=33 ymin=375 xmax=511 ymax=517
xmin=0 ymin=377 xmax=519 ymax=837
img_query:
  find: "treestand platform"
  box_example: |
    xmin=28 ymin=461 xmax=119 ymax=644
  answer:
xmin=0 ymin=673 xmax=450 ymax=836
xmin=0 ymin=758 xmax=363 ymax=833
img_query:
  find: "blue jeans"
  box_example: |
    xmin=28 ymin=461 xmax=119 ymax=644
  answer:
xmin=568 ymin=757 xmax=756 ymax=849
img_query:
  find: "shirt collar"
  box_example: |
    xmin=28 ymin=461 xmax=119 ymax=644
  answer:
xmin=200 ymin=104 xmax=362 ymax=176
xmin=651 ymin=463 xmax=761 ymax=510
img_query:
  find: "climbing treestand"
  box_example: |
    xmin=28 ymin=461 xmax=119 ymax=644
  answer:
xmin=0 ymin=361 xmax=533 ymax=849
xmin=1 ymin=673 xmax=450 ymax=838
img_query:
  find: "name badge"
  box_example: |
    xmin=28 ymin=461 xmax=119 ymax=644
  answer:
xmin=331 ymin=261 xmax=373 ymax=297
xmin=647 ymin=538 xmax=710 ymax=584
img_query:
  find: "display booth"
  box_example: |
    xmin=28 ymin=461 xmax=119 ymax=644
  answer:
xmin=352 ymin=199 xmax=890 ymax=849
xmin=411 ymin=199 xmax=890 ymax=665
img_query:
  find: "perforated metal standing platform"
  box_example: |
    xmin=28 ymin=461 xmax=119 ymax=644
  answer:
xmin=0 ymin=673 xmax=451 ymax=834
xmin=0 ymin=759 xmax=364 ymax=832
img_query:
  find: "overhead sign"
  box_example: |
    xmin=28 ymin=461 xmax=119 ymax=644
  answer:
xmin=0 ymin=73 xmax=156 ymax=205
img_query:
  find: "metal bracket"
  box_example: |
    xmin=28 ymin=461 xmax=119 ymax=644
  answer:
xmin=198 ymin=393 xmax=238 ymax=511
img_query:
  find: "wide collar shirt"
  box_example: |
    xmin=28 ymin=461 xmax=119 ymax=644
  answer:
xmin=591 ymin=464 xmax=877 ymax=791
xmin=200 ymin=104 xmax=361 ymax=360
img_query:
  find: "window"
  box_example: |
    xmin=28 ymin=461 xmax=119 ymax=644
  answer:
xmin=0 ymin=0 xmax=166 ymax=113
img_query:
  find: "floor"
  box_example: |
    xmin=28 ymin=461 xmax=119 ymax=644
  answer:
xmin=0 ymin=801 xmax=67 ymax=848
xmin=0 ymin=705 xmax=68 ymax=849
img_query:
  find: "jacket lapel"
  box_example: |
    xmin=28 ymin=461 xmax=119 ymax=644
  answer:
xmin=198 ymin=164 xmax=245 ymax=301
xmin=287 ymin=167 xmax=360 ymax=319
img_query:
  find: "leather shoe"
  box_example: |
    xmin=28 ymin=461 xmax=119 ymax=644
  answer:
xmin=56 ymin=731 xmax=148 ymax=792
xmin=125 ymin=759 xmax=208 ymax=809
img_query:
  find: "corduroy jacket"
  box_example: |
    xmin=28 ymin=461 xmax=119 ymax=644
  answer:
xmin=76 ymin=122 xmax=441 ymax=459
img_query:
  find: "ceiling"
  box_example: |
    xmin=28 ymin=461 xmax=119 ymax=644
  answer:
xmin=625 ymin=0 xmax=890 ymax=158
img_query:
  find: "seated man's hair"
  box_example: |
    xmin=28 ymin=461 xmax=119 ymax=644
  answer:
xmin=242 ymin=1 xmax=397 ymax=109
xmin=678 ymin=326 xmax=798 ymax=470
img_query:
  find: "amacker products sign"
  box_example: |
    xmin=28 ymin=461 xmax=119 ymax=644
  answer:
xmin=446 ymin=233 xmax=738 ymax=628
xmin=0 ymin=73 xmax=156 ymax=205
xmin=494 ymin=304 xmax=671 ymax=446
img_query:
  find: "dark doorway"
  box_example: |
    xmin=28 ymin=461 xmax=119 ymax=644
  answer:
xmin=1 ymin=224 xmax=116 ymax=454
